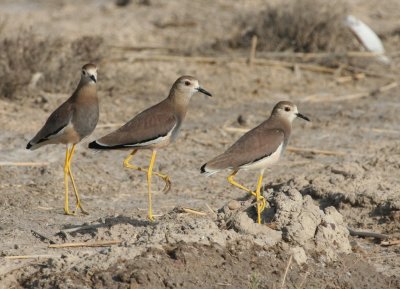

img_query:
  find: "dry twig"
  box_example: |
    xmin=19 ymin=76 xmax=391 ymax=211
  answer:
xmin=205 ymin=203 xmax=218 ymax=217
xmin=120 ymin=51 xmax=396 ymax=79
xmin=297 ymin=271 xmax=310 ymax=289
xmin=222 ymin=125 xmax=249 ymax=134
xmin=363 ymin=128 xmax=400 ymax=134
xmin=286 ymin=146 xmax=345 ymax=156
xmin=130 ymin=55 xmax=338 ymax=74
xmin=302 ymin=81 xmax=398 ymax=103
xmin=348 ymin=227 xmax=389 ymax=240
xmin=182 ymin=208 xmax=208 ymax=216
xmin=258 ymin=51 xmax=385 ymax=59
xmin=345 ymin=65 xmax=397 ymax=80
xmin=280 ymin=255 xmax=293 ymax=289
xmin=108 ymin=44 xmax=177 ymax=52
xmin=49 ymin=240 xmax=122 ymax=248
xmin=0 ymin=162 xmax=49 ymax=167
xmin=96 ymin=123 xmax=125 ymax=129
xmin=248 ymin=35 xmax=258 ymax=66
xmin=367 ymin=253 xmax=400 ymax=260
xmin=380 ymin=240 xmax=400 ymax=247
xmin=4 ymin=255 xmax=59 ymax=260
xmin=336 ymin=73 xmax=365 ymax=83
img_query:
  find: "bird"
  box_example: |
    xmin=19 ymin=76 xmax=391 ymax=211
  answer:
xmin=201 ymin=101 xmax=310 ymax=224
xmin=88 ymin=75 xmax=212 ymax=221
xmin=26 ymin=63 xmax=99 ymax=215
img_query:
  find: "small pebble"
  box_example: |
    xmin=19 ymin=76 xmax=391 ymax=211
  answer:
xmin=228 ymin=200 xmax=241 ymax=210
xmin=237 ymin=115 xmax=247 ymax=126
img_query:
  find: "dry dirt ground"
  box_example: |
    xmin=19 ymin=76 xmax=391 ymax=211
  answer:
xmin=0 ymin=0 xmax=400 ymax=288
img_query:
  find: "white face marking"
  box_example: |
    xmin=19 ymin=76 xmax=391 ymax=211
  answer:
xmin=288 ymin=105 xmax=299 ymax=122
xmin=278 ymin=104 xmax=298 ymax=122
xmin=180 ymin=79 xmax=199 ymax=97
xmin=189 ymin=79 xmax=200 ymax=96
xmin=192 ymin=80 xmax=200 ymax=94
xmin=82 ymin=68 xmax=97 ymax=83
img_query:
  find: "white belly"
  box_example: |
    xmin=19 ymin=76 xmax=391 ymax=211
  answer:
xmin=239 ymin=143 xmax=283 ymax=171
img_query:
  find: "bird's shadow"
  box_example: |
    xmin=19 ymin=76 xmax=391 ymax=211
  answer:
xmin=56 ymin=215 xmax=154 ymax=240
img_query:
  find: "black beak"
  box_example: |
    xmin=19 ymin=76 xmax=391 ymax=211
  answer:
xmin=196 ymin=87 xmax=212 ymax=97
xmin=296 ymin=113 xmax=310 ymax=121
xmin=90 ymin=75 xmax=96 ymax=83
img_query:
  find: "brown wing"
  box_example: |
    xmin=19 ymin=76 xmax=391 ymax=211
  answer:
xmin=26 ymin=100 xmax=73 ymax=149
xmin=93 ymin=101 xmax=177 ymax=149
xmin=205 ymin=125 xmax=284 ymax=170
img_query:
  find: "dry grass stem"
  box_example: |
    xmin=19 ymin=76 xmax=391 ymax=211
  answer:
xmin=131 ymin=54 xmax=338 ymax=74
xmin=49 ymin=240 xmax=122 ymax=248
xmin=248 ymin=35 xmax=258 ymax=65
xmin=286 ymin=147 xmax=345 ymax=156
xmin=108 ymin=44 xmax=177 ymax=52
xmin=216 ymin=282 xmax=232 ymax=286
xmin=348 ymin=227 xmax=389 ymax=239
xmin=0 ymin=162 xmax=49 ymax=167
xmin=336 ymin=73 xmax=365 ymax=83
xmin=381 ymin=240 xmax=400 ymax=247
xmin=302 ymin=81 xmax=398 ymax=103
xmin=222 ymin=125 xmax=250 ymax=134
xmin=297 ymin=271 xmax=310 ymax=289
xmin=280 ymin=254 xmax=293 ymax=289
xmin=367 ymin=253 xmax=400 ymax=260
xmin=205 ymin=203 xmax=218 ymax=217
xmin=97 ymin=123 xmax=125 ymax=129
xmin=4 ymin=255 xmax=60 ymax=260
xmin=362 ymin=128 xmax=400 ymax=134
xmin=182 ymin=208 xmax=208 ymax=216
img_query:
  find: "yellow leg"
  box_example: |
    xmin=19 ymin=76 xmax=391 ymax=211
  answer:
xmin=227 ymin=170 xmax=266 ymax=217
xmin=255 ymin=173 xmax=263 ymax=224
xmin=123 ymin=150 xmax=171 ymax=192
xmin=147 ymin=150 xmax=157 ymax=221
xmin=63 ymin=146 xmax=74 ymax=215
xmin=67 ymin=144 xmax=88 ymax=215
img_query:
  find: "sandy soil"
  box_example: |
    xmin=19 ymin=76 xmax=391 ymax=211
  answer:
xmin=0 ymin=0 xmax=399 ymax=288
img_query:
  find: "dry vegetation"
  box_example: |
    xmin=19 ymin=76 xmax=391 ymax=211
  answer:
xmin=226 ymin=0 xmax=357 ymax=53
xmin=0 ymin=30 xmax=104 ymax=100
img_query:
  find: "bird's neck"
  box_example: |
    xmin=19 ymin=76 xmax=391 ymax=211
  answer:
xmin=267 ymin=114 xmax=292 ymax=135
xmin=72 ymin=82 xmax=97 ymax=103
xmin=168 ymin=90 xmax=190 ymax=120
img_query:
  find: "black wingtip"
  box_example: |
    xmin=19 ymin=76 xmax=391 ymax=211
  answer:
xmin=88 ymin=141 xmax=103 ymax=149
xmin=26 ymin=142 xmax=32 ymax=150
xmin=200 ymin=163 xmax=207 ymax=174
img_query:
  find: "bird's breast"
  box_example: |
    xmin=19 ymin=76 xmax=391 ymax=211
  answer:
xmin=72 ymin=102 xmax=99 ymax=139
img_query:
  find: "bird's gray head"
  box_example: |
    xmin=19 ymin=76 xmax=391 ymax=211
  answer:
xmin=81 ymin=63 xmax=97 ymax=84
xmin=171 ymin=76 xmax=212 ymax=98
xmin=272 ymin=101 xmax=310 ymax=122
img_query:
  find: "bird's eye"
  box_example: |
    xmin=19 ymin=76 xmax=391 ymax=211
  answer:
xmin=82 ymin=70 xmax=86 ymax=75
xmin=285 ymin=107 xmax=291 ymax=112
xmin=184 ymin=80 xmax=191 ymax=86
